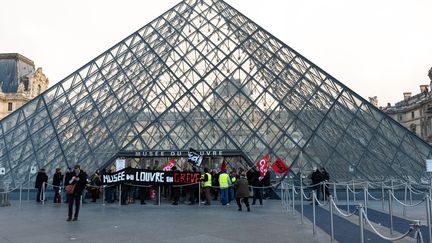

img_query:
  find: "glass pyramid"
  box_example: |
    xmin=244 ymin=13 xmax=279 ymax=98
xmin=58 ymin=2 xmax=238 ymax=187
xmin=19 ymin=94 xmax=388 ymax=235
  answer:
xmin=0 ymin=0 xmax=430 ymax=187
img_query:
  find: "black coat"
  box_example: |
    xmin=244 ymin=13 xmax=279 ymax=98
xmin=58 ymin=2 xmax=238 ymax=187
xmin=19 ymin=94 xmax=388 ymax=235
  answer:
xmin=64 ymin=172 xmax=73 ymax=186
xmin=52 ymin=172 xmax=63 ymax=186
xmin=311 ymin=170 xmax=322 ymax=185
xmin=35 ymin=172 xmax=48 ymax=189
xmin=69 ymin=171 xmax=87 ymax=196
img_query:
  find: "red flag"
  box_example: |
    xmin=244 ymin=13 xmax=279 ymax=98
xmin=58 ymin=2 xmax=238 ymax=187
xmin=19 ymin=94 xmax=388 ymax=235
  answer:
xmin=220 ymin=160 xmax=227 ymax=171
xmin=162 ymin=159 xmax=175 ymax=171
xmin=256 ymin=154 xmax=269 ymax=180
xmin=271 ymin=157 xmax=289 ymax=174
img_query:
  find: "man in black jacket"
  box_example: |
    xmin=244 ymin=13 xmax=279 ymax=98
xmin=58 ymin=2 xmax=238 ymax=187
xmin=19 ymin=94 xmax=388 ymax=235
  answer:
xmin=67 ymin=165 xmax=87 ymax=221
xmin=52 ymin=168 xmax=63 ymax=203
xmin=35 ymin=168 xmax=48 ymax=202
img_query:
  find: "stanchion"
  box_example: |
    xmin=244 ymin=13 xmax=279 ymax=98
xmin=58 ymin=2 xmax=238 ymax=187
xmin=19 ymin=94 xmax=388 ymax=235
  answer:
xmin=323 ymin=182 xmax=326 ymax=202
xmin=363 ymin=185 xmax=368 ymax=216
xmin=102 ymin=185 xmax=106 ymax=206
xmin=300 ymin=183 xmax=304 ymax=224
xmin=198 ymin=182 xmax=201 ymax=207
xmin=358 ymin=204 xmax=364 ymax=243
xmin=27 ymin=173 xmax=30 ymax=201
xmin=381 ymin=182 xmax=385 ymax=210
xmin=329 ymin=195 xmax=334 ymax=242
xmin=158 ymin=186 xmax=161 ymax=206
xmin=312 ymin=190 xmax=316 ymax=235
xmin=409 ymin=182 xmax=413 ymax=205
xmin=19 ymin=183 xmax=22 ymax=209
xmin=388 ymin=190 xmax=393 ymax=235
xmin=119 ymin=184 xmax=122 ymax=206
xmin=291 ymin=184 xmax=295 ymax=215
xmin=353 ymin=180 xmax=356 ymax=201
xmin=333 ymin=183 xmax=337 ymax=202
xmin=346 ymin=184 xmax=350 ymax=213
xmin=403 ymin=184 xmax=407 ymax=217
xmin=426 ymin=195 xmax=431 ymax=243
xmin=42 ymin=182 xmax=45 ymax=205
xmin=391 ymin=179 xmax=394 ymax=195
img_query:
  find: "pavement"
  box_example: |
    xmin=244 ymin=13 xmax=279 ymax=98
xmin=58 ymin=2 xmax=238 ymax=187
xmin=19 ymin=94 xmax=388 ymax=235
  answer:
xmin=0 ymin=198 xmax=329 ymax=243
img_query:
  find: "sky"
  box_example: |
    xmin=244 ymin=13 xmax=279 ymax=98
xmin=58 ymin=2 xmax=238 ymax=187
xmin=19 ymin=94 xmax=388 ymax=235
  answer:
xmin=1 ymin=0 xmax=431 ymax=106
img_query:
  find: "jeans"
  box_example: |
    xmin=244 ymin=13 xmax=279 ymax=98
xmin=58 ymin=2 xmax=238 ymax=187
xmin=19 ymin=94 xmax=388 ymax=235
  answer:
xmin=68 ymin=194 xmax=81 ymax=219
xmin=220 ymin=188 xmax=228 ymax=205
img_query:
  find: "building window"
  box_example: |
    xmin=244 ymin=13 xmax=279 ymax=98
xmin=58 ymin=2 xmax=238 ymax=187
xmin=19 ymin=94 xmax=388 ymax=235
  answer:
xmin=410 ymin=124 xmax=416 ymax=134
xmin=411 ymin=111 xmax=415 ymax=119
xmin=398 ymin=115 xmax=402 ymax=121
xmin=8 ymin=102 xmax=13 ymax=111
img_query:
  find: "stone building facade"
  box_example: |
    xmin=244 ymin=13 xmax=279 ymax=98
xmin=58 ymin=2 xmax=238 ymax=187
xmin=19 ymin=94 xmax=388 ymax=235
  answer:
xmin=382 ymin=68 xmax=432 ymax=144
xmin=0 ymin=53 xmax=49 ymax=120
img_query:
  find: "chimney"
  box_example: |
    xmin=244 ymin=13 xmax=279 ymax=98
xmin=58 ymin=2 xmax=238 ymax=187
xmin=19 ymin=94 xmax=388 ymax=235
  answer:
xmin=403 ymin=92 xmax=412 ymax=101
xmin=368 ymin=96 xmax=378 ymax=106
xmin=420 ymin=85 xmax=429 ymax=93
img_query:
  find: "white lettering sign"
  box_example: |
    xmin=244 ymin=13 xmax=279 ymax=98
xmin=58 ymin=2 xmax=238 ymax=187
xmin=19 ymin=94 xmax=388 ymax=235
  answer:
xmin=426 ymin=159 xmax=432 ymax=173
xmin=116 ymin=159 xmax=126 ymax=172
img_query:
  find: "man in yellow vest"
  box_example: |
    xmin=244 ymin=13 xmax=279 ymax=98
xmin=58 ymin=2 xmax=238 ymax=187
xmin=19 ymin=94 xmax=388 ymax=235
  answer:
xmin=218 ymin=169 xmax=231 ymax=206
xmin=201 ymin=168 xmax=212 ymax=205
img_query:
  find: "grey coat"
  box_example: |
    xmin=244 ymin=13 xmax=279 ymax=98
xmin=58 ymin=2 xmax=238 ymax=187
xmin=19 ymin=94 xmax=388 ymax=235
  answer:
xmin=234 ymin=177 xmax=249 ymax=198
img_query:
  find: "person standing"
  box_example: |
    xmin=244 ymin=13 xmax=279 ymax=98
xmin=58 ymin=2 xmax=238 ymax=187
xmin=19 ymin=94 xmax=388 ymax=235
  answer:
xmin=90 ymin=170 xmax=101 ymax=202
xmin=171 ymin=166 xmax=180 ymax=205
xmin=66 ymin=165 xmax=87 ymax=221
xmin=234 ymin=172 xmax=250 ymax=212
xmin=310 ymin=168 xmax=322 ymax=201
xmin=320 ymin=167 xmax=331 ymax=200
xmin=63 ymin=168 xmax=73 ymax=203
xmin=201 ymin=168 xmax=212 ymax=205
xmin=52 ymin=168 xmax=63 ymax=203
xmin=218 ymin=169 xmax=231 ymax=206
xmin=35 ymin=168 xmax=48 ymax=202
xmin=252 ymin=171 xmax=263 ymax=205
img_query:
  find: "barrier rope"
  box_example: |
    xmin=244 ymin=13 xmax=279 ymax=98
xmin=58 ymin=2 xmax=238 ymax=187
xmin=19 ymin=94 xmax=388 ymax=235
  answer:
xmin=347 ymin=185 xmax=362 ymax=194
xmin=362 ymin=210 xmax=413 ymax=241
xmin=313 ymin=192 xmax=327 ymax=206
xmin=366 ymin=190 xmax=383 ymax=201
xmin=390 ymin=192 xmax=425 ymax=207
xmin=301 ymin=188 xmax=312 ymax=200
xmin=331 ymin=199 xmax=358 ymax=217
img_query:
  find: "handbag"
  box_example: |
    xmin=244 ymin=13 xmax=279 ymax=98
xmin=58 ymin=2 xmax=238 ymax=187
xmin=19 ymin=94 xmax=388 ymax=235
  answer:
xmin=65 ymin=184 xmax=76 ymax=195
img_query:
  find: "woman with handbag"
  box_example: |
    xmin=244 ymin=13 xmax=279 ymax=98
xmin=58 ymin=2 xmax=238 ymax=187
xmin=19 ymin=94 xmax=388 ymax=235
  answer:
xmin=66 ymin=165 xmax=87 ymax=221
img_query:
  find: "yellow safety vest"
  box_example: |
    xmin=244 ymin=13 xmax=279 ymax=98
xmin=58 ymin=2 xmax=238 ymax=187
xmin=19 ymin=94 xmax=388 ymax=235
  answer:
xmin=219 ymin=173 xmax=229 ymax=188
xmin=204 ymin=173 xmax=212 ymax=187
xmin=231 ymin=176 xmax=236 ymax=184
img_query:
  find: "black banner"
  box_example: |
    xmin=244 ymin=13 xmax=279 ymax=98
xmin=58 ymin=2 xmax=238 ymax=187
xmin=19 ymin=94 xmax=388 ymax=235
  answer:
xmin=102 ymin=168 xmax=201 ymax=186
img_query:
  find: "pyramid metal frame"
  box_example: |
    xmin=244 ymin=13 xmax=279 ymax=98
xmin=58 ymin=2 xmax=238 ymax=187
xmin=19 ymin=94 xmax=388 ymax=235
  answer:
xmin=0 ymin=0 xmax=430 ymax=187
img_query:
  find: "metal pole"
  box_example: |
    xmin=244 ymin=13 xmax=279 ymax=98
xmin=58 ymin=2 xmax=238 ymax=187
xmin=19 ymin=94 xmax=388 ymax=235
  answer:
xmin=353 ymin=180 xmax=356 ymax=201
xmin=426 ymin=195 xmax=431 ymax=243
xmin=300 ymin=180 xmax=304 ymax=224
xmin=363 ymin=185 xmax=367 ymax=216
xmin=27 ymin=172 xmax=30 ymax=201
xmin=19 ymin=183 xmax=22 ymax=209
xmin=358 ymin=204 xmax=364 ymax=243
xmin=391 ymin=179 xmax=394 ymax=195
xmin=158 ymin=186 xmax=161 ymax=206
xmin=409 ymin=182 xmax=412 ymax=205
xmin=333 ymin=183 xmax=337 ymax=202
xmin=42 ymin=182 xmax=45 ymax=205
xmin=281 ymin=183 xmax=284 ymax=208
xmin=292 ymin=184 xmax=295 ymax=215
xmin=102 ymin=185 xmax=105 ymax=206
xmin=403 ymin=184 xmax=407 ymax=217
xmin=198 ymin=182 xmax=201 ymax=207
xmin=346 ymin=184 xmax=350 ymax=213
xmin=119 ymin=184 xmax=122 ymax=206
xmin=381 ymin=182 xmax=385 ymax=211
xmin=388 ymin=189 xmax=393 ymax=235
xmin=323 ymin=182 xmax=326 ymax=202
xmin=329 ymin=196 xmax=334 ymax=242
xmin=312 ymin=190 xmax=316 ymax=235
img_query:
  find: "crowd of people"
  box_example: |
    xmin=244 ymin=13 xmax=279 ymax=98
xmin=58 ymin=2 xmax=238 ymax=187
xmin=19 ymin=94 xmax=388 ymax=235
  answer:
xmin=33 ymin=164 xmax=275 ymax=220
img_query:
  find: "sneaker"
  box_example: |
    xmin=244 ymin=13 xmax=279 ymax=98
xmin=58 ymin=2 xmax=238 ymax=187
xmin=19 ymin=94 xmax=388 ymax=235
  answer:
xmin=66 ymin=218 xmax=72 ymax=221
xmin=72 ymin=218 xmax=78 ymax=221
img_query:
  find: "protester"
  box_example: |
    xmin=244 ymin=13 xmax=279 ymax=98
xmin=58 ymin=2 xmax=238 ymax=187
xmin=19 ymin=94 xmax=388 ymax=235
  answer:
xmin=218 ymin=169 xmax=231 ymax=206
xmin=234 ymin=171 xmax=250 ymax=212
xmin=171 ymin=166 xmax=180 ymax=205
xmin=66 ymin=165 xmax=87 ymax=221
xmin=90 ymin=170 xmax=102 ymax=202
xmin=229 ymin=170 xmax=237 ymax=203
xmin=320 ymin=167 xmax=331 ymax=200
xmin=52 ymin=168 xmax=63 ymax=203
xmin=201 ymin=168 xmax=212 ymax=205
xmin=310 ymin=168 xmax=322 ymax=201
xmin=63 ymin=167 xmax=73 ymax=203
xmin=35 ymin=168 xmax=48 ymax=202
xmin=188 ymin=167 xmax=198 ymax=205
xmin=251 ymin=171 xmax=263 ymax=205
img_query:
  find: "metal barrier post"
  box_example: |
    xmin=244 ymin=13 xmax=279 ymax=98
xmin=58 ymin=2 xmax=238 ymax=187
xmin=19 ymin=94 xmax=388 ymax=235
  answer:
xmin=42 ymin=182 xmax=45 ymax=205
xmin=333 ymin=183 xmax=337 ymax=202
xmin=280 ymin=183 xmax=284 ymax=208
xmin=19 ymin=183 xmax=22 ymax=209
xmin=300 ymin=183 xmax=304 ymax=224
xmin=346 ymin=184 xmax=350 ymax=213
xmin=403 ymin=184 xmax=407 ymax=217
xmin=158 ymin=186 xmax=161 ymax=206
xmin=358 ymin=204 xmax=364 ymax=243
xmin=388 ymin=189 xmax=393 ymax=235
xmin=198 ymin=182 xmax=201 ymax=207
xmin=119 ymin=184 xmax=122 ymax=206
xmin=291 ymin=184 xmax=295 ymax=215
xmin=353 ymin=180 xmax=356 ymax=201
xmin=381 ymin=182 xmax=385 ymax=210
xmin=363 ymin=185 xmax=367 ymax=216
xmin=312 ymin=190 xmax=316 ymax=235
xmin=329 ymin=195 xmax=334 ymax=242
xmin=102 ymin=185 xmax=105 ymax=206
xmin=409 ymin=182 xmax=413 ymax=205
xmin=391 ymin=179 xmax=394 ymax=194
xmin=323 ymin=182 xmax=326 ymax=202
xmin=426 ymin=195 xmax=431 ymax=243
xmin=27 ymin=173 xmax=30 ymax=201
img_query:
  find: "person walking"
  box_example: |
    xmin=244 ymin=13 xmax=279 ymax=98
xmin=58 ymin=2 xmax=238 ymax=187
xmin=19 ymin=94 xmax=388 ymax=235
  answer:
xmin=234 ymin=172 xmax=250 ymax=212
xmin=35 ymin=168 xmax=48 ymax=202
xmin=66 ymin=165 xmax=87 ymax=221
xmin=310 ymin=168 xmax=322 ymax=201
xmin=52 ymin=168 xmax=63 ymax=203
xmin=218 ymin=169 xmax=231 ymax=206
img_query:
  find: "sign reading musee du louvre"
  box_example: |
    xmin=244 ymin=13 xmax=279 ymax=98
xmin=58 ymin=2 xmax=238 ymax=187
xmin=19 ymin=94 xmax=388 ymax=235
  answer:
xmin=102 ymin=168 xmax=201 ymax=186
